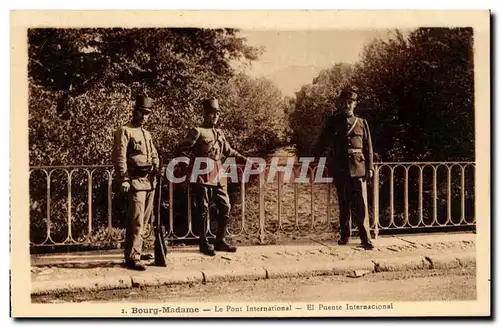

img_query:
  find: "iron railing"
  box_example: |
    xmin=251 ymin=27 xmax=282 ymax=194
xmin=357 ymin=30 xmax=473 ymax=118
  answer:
xmin=28 ymin=161 xmax=475 ymax=248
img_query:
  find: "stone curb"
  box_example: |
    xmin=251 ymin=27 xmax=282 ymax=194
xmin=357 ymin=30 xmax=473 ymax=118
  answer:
xmin=202 ymin=267 xmax=267 ymax=283
xmin=131 ymin=271 xmax=204 ymax=288
xmin=31 ymin=252 xmax=476 ymax=296
xmin=31 ymin=274 xmax=132 ymax=296
xmin=265 ymin=259 xmax=375 ymax=279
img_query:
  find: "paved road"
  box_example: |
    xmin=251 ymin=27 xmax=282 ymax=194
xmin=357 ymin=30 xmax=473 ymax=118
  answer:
xmin=33 ymin=267 xmax=475 ymax=303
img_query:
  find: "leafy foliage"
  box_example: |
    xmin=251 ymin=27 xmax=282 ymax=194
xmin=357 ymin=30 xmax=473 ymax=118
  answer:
xmin=290 ymin=28 xmax=475 ymax=163
xmin=28 ymin=28 xmax=290 ymax=248
xmin=28 ymin=28 xmax=273 ymax=166
xmin=290 ymin=63 xmax=354 ymax=156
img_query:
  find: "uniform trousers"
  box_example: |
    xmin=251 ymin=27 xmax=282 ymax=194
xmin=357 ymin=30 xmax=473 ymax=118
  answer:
xmin=192 ymin=183 xmax=231 ymax=246
xmin=333 ymin=174 xmax=372 ymax=244
xmin=124 ymin=189 xmax=155 ymax=261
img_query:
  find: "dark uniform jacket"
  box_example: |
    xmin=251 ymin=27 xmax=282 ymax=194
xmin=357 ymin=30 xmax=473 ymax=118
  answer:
xmin=176 ymin=126 xmax=246 ymax=186
xmin=314 ymin=113 xmax=374 ymax=178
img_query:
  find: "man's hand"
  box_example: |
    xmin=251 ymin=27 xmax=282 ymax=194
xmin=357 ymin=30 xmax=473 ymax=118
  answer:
xmin=251 ymin=160 xmax=261 ymax=170
xmin=244 ymin=157 xmax=261 ymax=170
xmin=121 ymin=181 xmax=131 ymax=193
xmin=368 ymin=169 xmax=374 ymax=179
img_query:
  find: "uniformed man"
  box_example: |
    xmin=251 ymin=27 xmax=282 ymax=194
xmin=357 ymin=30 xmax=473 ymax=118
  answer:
xmin=176 ymin=98 xmax=249 ymax=256
xmin=314 ymin=86 xmax=375 ymax=250
xmin=112 ymin=95 xmax=160 ymax=270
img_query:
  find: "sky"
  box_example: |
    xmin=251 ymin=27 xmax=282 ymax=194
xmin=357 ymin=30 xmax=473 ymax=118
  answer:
xmin=233 ymin=29 xmax=412 ymax=95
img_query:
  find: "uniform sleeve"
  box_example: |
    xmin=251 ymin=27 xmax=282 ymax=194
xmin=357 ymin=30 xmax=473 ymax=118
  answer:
xmin=175 ymin=127 xmax=200 ymax=156
xmin=112 ymin=127 xmax=130 ymax=183
xmin=220 ymin=130 xmax=247 ymax=162
xmin=363 ymin=119 xmax=374 ymax=172
xmin=150 ymin=134 xmax=160 ymax=168
xmin=314 ymin=116 xmax=334 ymax=157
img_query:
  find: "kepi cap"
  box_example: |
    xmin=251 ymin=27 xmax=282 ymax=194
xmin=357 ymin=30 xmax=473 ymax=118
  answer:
xmin=202 ymin=98 xmax=220 ymax=113
xmin=339 ymin=86 xmax=359 ymax=100
xmin=135 ymin=96 xmax=153 ymax=112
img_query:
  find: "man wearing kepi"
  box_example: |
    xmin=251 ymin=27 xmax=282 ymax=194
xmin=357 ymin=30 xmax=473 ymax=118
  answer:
xmin=112 ymin=95 xmax=160 ymax=270
xmin=176 ymin=98 xmax=248 ymax=256
xmin=314 ymin=86 xmax=375 ymax=250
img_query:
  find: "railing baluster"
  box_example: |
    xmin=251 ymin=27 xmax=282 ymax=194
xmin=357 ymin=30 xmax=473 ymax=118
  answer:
xmin=187 ymin=183 xmax=193 ymax=236
xmin=418 ymin=166 xmax=423 ymax=226
xmin=107 ymin=170 xmax=113 ymax=237
xmin=404 ymin=166 xmax=409 ymax=226
xmin=447 ymin=165 xmax=452 ymax=224
xmin=294 ymin=169 xmax=299 ymax=230
xmin=461 ymin=165 xmax=466 ymax=224
xmin=432 ymin=167 xmax=438 ymax=225
xmin=277 ymin=172 xmax=282 ymax=231
xmin=169 ymin=181 xmax=174 ymax=237
xmin=389 ymin=167 xmax=394 ymax=227
xmin=373 ymin=166 xmax=380 ymax=239
xmin=326 ymin=177 xmax=331 ymax=228
xmin=310 ymin=166 xmax=314 ymax=232
xmin=259 ymin=169 xmax=265 ymax=244
xmin=240 ymin=167 xmax=246 ymax=233
xmin=67 ymin=170 xmax=73 ymax=242
xmin=87 ymin=170 xmax=93 ymax=236
xmin=46 ymin=170 xmax=52 ymax=244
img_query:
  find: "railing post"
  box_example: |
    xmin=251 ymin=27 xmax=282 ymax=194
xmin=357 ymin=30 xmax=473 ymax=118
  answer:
xmin=167 ymin=180 xmax=174 ymax=238
xmin=87 ymin=170 xmax=93 ymax=236
xmin=326 ymin=178 xmax=331 ymax=228
xmin=294 ymin=168 xmax=299 ymax=230
xmin=46 ymin=171 xmax=52 ymax=242
xmin=373 ymin=166 xmax=380 ymax=239
xmin=447 ymin=165 xmax=452 ymax=224
xmin=404 ymin=167 xmax=409 ymax=226
xmin=107 ymin=170 xmax=113 ymax=238
xmin=240 ymin=167 xmax=246 ymax=232
xmin=433 ymin=167 xmax=438 ymax=225
xmin=389 ymin=167 xmax=394 ymax=227
xmin=67 ymin=170 xmax=73 ymax=242
xmin=310 ymin=167 xmax=315 ymax=232
xmin=259 ymin=170 xmax=265 ymax=244
xmin=418 ymin=166 xmax=423 ymax=226
xmin=461 ymin=165 xmax=466 ymax=223
xmin=277 ymin=171 xmax=282 ymax=232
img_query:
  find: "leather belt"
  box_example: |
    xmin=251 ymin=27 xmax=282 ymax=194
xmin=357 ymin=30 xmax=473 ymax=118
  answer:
xmin=348 ymin=149 xmax=362 ymax=154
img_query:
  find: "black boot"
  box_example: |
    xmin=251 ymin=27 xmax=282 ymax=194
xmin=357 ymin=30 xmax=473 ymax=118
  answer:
xmin=214 ymin=239 xmax=237 ymax=252
xmin=125 ymin=259 xmax=147 ymax=271
xmin=199 ymin=212 xmax=216 ymax=256
xmin=200 ymin=242 xmax=216 ymax=256
xmin=214 ymin=219 xmax=236 ymax=252
xmin=338 ymin=238 xmax=349 ymax=245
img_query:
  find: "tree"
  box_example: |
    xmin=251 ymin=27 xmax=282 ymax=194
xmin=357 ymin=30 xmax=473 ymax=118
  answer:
xmin=289 ymin=63 xmax=354 ymax=156
xmin=289 ymin=28 xmax=475 ymax=163
xmin=215 ymin=73 xmax=289 ymax=155
xmin=352 ymin=28 xmax=475 ymax=162
xmin=28 ymin=28 xmax=263 ymax=166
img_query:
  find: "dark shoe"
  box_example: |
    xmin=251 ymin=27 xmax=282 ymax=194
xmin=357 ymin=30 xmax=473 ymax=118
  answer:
xmin=200 ymin=245 xmax=216 ymax=256
xmin=125 ymin=260 xmax=147 ymax=271
xmin=140 ymin=253 xmax=154 ymax=261
xmin=214 ymin=239 xmax=237 ymax=252
xmin=362 ymin=243 xmax=374 ymax=250
xmin=337 ymin=239 xmax=349 ymax=245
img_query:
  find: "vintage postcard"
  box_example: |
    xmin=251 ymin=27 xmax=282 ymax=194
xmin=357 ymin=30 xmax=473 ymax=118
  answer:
xmin=10 ymin=10 xmax=490 ymax=318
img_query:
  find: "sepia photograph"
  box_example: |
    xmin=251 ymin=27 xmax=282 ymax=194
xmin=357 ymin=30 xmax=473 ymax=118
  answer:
xmin=10 ymin=10 xmax=490 ymax=318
